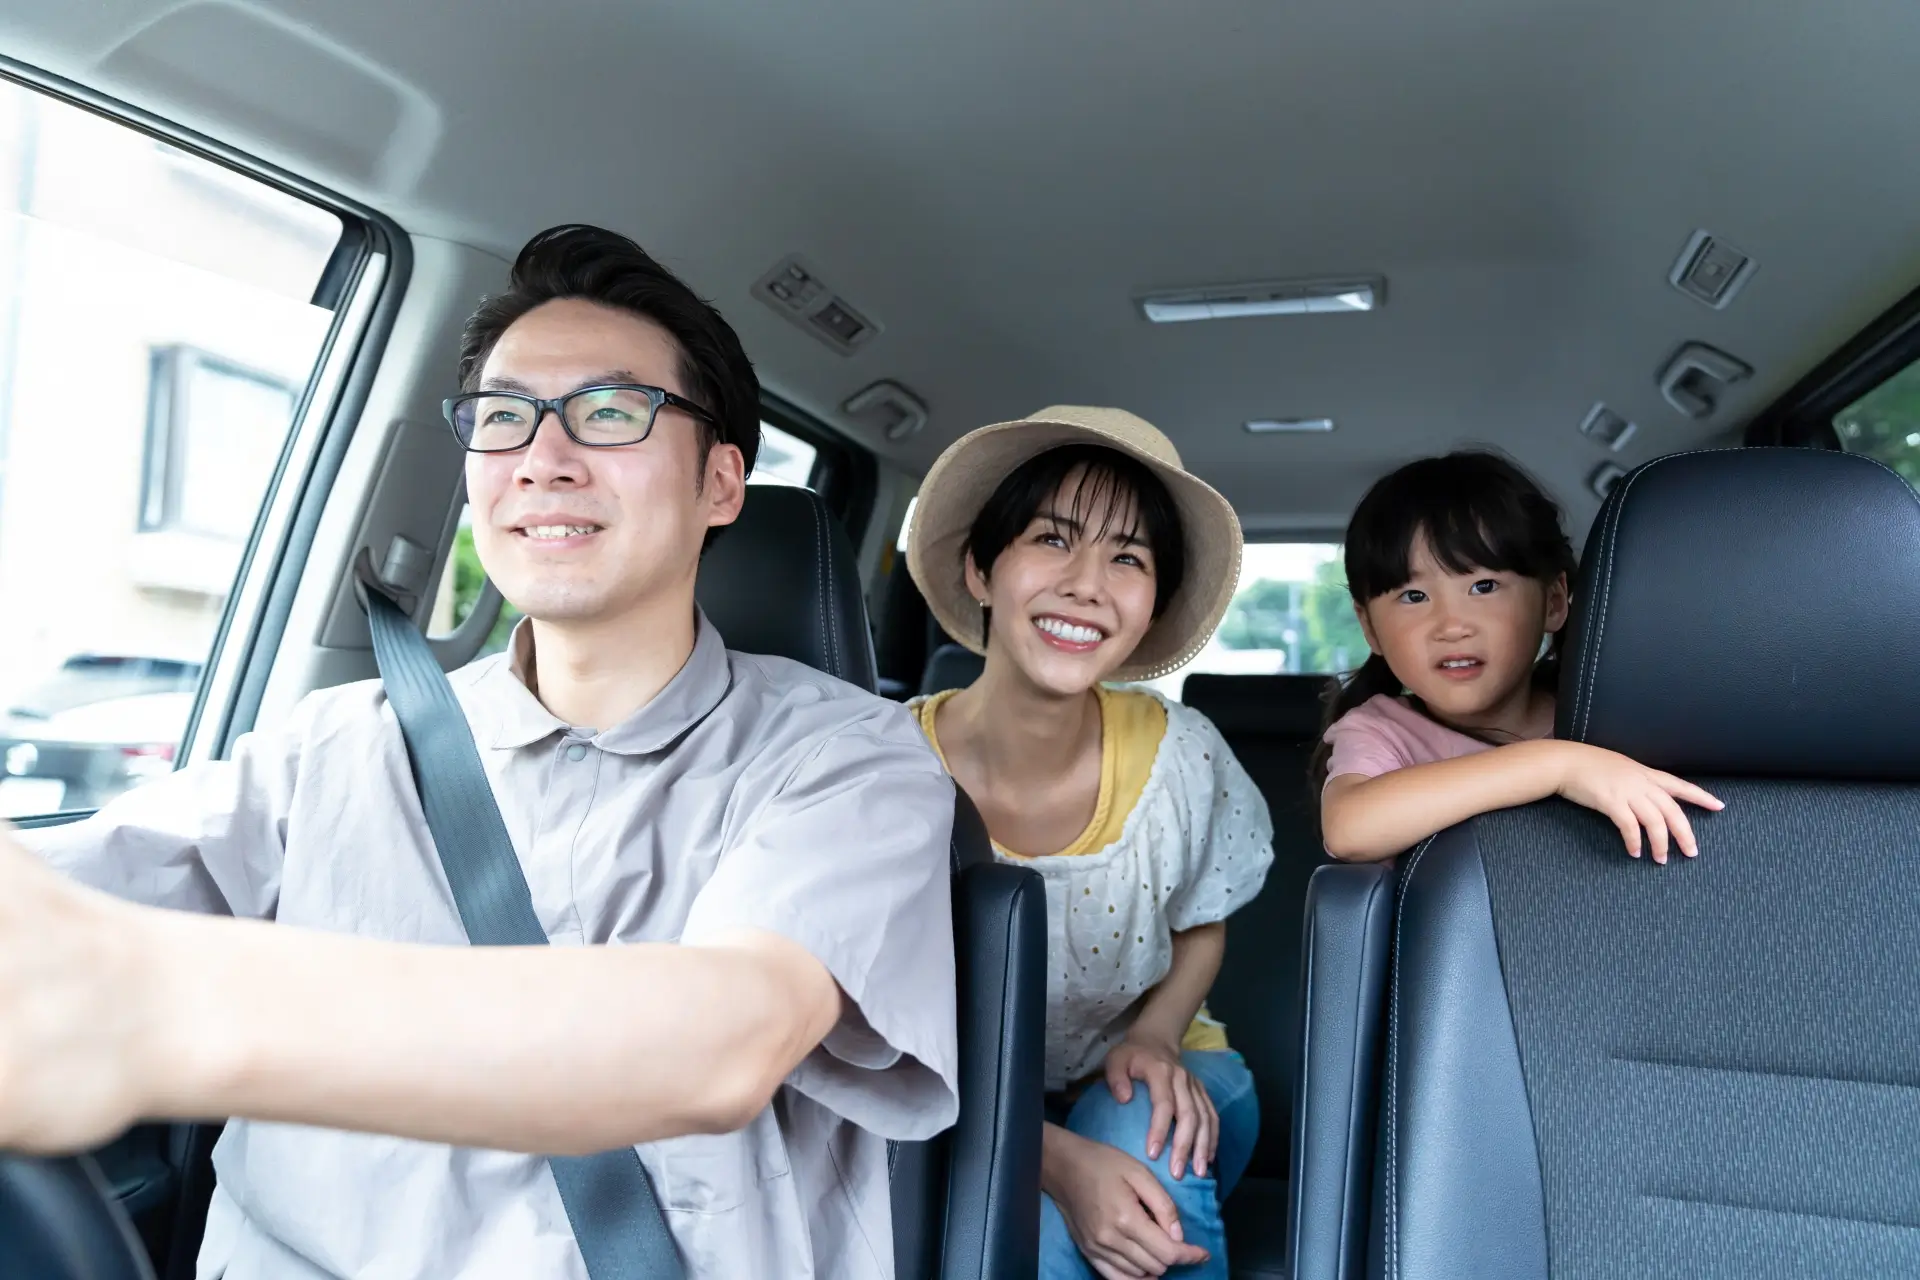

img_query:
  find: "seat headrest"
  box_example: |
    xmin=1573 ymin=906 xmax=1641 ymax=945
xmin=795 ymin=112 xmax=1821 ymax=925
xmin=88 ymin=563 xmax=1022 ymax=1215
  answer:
xmin=1557 ymin=448 xmax=1920 ymax=779
xmin=1180 ymin=673 xmax=1330 ymax=739
xmin=920 ymin=643 xmax=985 ymax=696
xmin=695 ymin=485 xmax=877 ymax=692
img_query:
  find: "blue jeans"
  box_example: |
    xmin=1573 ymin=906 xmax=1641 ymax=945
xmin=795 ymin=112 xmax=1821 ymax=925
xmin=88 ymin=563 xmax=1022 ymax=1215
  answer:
xmin=1039 ymin=1050 xmax=1259 ymax=1280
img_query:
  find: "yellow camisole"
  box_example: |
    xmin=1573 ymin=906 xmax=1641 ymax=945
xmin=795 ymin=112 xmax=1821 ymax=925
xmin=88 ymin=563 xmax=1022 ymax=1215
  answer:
xmin=913 ymin=686 xmax=1229 ymax=1053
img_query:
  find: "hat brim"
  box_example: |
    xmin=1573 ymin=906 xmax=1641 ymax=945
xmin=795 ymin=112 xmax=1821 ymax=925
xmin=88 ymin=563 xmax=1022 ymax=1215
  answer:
xmin=906 ymin=417 xmax=1243 ymax=682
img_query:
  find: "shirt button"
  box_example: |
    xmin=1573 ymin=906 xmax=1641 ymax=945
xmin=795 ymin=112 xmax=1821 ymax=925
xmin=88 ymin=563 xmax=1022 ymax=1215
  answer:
xmin=566 ymin=744 xmax=588 ymax=761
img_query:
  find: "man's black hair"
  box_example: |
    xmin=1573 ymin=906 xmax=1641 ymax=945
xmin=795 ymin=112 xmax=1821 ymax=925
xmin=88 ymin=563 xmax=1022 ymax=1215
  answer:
xmin=459 ymin=224 xmax=761 ymax=480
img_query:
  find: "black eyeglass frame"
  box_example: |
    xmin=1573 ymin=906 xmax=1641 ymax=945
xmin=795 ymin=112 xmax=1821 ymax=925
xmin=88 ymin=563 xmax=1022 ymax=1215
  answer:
xmin=440 ymin=383 xmax=720 ymax=453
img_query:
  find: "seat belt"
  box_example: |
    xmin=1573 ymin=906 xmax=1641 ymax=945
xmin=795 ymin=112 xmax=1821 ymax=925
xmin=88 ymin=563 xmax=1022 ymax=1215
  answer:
xmin=359 ymin=581 xmax=684 ymax=1280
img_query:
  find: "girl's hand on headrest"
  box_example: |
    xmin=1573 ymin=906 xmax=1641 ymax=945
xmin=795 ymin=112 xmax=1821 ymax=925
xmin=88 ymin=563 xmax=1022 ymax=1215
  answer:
xmin=1549 ymin=743 xmax=1725 ymax=864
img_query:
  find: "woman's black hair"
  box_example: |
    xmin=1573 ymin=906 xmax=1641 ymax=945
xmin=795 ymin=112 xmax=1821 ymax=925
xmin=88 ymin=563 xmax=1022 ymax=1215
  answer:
xmin=1310 ymin=450 xmax=1577 ymax=785
xmin=962 ymin=443 xmax=1187 ymax=645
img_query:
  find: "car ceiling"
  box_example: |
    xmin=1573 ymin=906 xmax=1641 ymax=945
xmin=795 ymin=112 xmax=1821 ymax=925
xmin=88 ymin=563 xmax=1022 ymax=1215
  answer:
xmin=5 ymin=0 xmax=1918 ymax=539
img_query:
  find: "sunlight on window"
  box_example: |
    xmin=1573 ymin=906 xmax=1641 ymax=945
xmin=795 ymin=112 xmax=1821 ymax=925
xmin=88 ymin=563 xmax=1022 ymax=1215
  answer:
xmin=0 ymin=78 xmax=341 ymax=817
xmin=1137 ymin=543 xmax=1363 ymax=700
xmin=750 ymin=422 xmax=817 ymax=488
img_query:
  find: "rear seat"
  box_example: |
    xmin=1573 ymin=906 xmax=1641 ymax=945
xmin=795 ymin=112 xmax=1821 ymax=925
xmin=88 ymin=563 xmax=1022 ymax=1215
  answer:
xmin=1180 ymin=673 xmax=1332 ymax=1278
xmin=921 ymin=642 xmax=985 ymax=695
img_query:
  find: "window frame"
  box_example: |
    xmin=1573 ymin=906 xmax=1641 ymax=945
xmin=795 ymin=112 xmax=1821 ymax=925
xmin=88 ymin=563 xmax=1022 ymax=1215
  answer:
xmin=1746 ymin=279 xmax=1920 ymax=450
xmin=0 ymin=54 xmax=410 ymax=795
xmin=761 ymin=391 xmax=877 ymax=546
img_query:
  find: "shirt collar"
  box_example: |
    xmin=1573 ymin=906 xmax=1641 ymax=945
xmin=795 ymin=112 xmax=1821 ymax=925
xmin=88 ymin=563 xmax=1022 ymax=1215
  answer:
xmin=478 ymin=609 xmax=732 ymax=755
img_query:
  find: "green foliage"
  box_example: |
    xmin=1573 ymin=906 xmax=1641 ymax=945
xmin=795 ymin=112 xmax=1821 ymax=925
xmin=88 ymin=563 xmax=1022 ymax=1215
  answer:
xmin=1215 ymin=558 xmax=1369 ymax=674
xmin=1296 ymin=559 xmax=1369 ymax=674
xmin=450 ymin=526 xmax=522 ymax=656
xmin=1215 ymin=578 xmax=1293 ymax=650
xmin=1836 ymin=364 xmax=1920 ymax=487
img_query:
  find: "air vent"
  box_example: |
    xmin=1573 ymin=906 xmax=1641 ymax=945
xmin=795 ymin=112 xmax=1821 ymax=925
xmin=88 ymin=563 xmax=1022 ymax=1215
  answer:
xmin=1579 ymin=402 xmax=1637 ymax=452
xmin=752 ymin=256 xmax=880 ymax=355
xmin=1669 ymin=230 xmax=1755 ymax=310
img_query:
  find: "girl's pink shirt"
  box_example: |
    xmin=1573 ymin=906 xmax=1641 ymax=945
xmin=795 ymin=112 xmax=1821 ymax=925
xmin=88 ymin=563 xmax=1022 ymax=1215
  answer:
xmin=1321 ymin=693 xmax=1493 ymax=789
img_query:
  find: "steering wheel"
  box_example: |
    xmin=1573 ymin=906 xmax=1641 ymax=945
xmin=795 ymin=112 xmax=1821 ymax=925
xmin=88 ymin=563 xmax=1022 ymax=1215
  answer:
xmin=0 ymin=1154 xmax=154 ymax=1280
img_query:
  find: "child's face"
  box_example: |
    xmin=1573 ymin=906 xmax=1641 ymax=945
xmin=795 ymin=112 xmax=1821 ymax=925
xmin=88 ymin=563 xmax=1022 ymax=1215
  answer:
xmin=964 ymin=467 xmax=1160 ymax=698
xmin=1357 ymin=533 xmax=1569 ymax=727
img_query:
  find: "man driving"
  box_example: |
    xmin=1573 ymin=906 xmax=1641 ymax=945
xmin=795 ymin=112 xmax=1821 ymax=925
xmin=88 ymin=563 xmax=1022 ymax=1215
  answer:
xmin=0 ymin=224 xmax=958 ymax=1278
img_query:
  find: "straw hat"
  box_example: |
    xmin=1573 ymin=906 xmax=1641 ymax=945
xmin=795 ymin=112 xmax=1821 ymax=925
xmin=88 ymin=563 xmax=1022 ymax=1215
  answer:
xmin=906 ymin=406 xmax=1243 ymax=682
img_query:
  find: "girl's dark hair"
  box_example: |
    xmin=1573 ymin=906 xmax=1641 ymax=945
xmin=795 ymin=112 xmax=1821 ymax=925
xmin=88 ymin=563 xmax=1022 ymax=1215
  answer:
xmin=458 ymin=224 xmax=761 ymax=479
xmin=1310 ymin=450 xmax=1576 ymax=785
xmin=962 ymin=444 xmax=1187 ymax=645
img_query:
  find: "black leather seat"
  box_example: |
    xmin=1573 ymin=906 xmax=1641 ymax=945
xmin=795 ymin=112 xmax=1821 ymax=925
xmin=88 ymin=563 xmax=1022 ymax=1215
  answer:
xmin=1178 ymin=673 xmax=1331 ymax=1278
xmin=702 ymin=485 xmax=1047 ymax=1279
xmin=921 ymin=642 xmax=985 ymax=696
xmin=1373 ymin=449 xmax=1920 ymax=1278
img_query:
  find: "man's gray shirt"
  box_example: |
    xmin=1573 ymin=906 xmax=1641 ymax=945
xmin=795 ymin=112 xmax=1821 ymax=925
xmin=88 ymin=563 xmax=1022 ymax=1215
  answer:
xmin=31 ymin=613 xmax=960 ymax=1278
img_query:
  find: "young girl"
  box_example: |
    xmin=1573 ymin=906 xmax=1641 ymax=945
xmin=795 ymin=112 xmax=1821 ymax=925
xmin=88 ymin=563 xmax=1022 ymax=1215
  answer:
xmin=906 ymin=406 xmax=1273 ymax=1280
xmin=1316 ymin=451 xmax=1723 ymax=863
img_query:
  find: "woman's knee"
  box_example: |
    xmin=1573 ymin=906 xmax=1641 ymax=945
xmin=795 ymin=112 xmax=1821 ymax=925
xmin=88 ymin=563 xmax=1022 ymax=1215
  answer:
xmin=1063 ymin=1080 xmax=1156 ymax=1160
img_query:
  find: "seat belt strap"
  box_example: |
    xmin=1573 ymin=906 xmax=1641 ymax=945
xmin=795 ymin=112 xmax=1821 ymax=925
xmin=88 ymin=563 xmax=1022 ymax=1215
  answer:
xmin=361 ymin=583 xmax=684 ymax=1280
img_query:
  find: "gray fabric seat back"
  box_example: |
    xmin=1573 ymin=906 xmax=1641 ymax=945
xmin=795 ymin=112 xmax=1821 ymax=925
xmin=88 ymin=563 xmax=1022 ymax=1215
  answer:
xmin=1376 ymin=448 xmax=1920 ymax=1280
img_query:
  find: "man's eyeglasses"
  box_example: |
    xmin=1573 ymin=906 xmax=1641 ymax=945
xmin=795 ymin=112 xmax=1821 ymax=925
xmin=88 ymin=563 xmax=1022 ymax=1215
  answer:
xmin=442 ymin=384 xmax=719 ymax=453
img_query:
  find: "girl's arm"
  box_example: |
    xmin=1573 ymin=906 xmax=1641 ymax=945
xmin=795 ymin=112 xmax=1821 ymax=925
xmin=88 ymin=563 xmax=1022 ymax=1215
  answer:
xmin=1322 ymin=739 xmax=1724 ymax=864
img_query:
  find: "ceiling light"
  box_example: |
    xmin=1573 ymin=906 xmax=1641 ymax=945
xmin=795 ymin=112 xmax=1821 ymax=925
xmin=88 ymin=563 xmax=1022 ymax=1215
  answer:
xmin=1139 ymin=278 xmax=1383 ymax=324
xmin=1245 ymin=418 xmax=1336 ymax=434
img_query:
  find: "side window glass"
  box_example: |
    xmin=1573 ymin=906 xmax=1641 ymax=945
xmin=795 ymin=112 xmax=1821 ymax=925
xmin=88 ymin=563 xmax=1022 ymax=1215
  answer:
xmin=0 ymin=82 xmax=344 ymax=817
xmin=435 ymin=508 xmax=524 ymax=658
xmin=1138 ymin=543 xmax=1366 ymax=700
xmin=1834 ymin=362 xmax=1920 ymax=486
xmin=441 ymin=420 xmax=825 ymax=656
xmin=751 ymin=420 xmax=819 ymax=487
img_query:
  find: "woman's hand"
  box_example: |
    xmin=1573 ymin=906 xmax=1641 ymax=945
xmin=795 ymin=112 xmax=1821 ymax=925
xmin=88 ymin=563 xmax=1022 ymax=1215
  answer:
xmin=1550 ymin=743 xmax=1724 ymax=864
xmin=1104 ymin=1033 xmax=1218 ymax=1179
xmin=1045 ymin=1124 xmax=1209 ymax=1278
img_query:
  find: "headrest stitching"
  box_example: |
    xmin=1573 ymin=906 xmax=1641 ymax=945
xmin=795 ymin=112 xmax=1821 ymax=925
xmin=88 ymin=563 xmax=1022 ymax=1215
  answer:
xmin=1388 ymin=833 xmax=1439 ymax=1280
xmin=1575 ymin=448 xmax=1722 ymax=741
xmin=817 ymin=495 xmax=843 ymax=677
xmin=811 ymin=494 xmax=831 ymax=676
xmin=1836 ymin=448 xmax=1920 ymax=517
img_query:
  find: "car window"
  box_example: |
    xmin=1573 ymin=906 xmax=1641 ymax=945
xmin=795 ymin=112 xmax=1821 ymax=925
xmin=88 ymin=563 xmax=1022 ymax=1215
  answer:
xmin=436 ymin=420 xmax=825 ymax=656
xmin=1834 ymin=359 xmax=1920 ymax=486
xmin=1137 ymin=543 xmax=1364 ymax=700
xmin=0 ymin=79 xmax=345 ymax=817
xmin=8 ymin=656 xmax=202 ymax=720
xmin=751 ymin=420 xmax=819 ymax=487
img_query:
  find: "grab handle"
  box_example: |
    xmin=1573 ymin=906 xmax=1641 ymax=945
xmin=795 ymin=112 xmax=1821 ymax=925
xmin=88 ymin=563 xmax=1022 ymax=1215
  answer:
xmin=1658 ymin=342 xmax=1752 ymax=420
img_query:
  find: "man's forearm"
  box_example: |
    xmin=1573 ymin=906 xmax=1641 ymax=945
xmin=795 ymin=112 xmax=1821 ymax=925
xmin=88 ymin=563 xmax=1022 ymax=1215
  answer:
xmin=144 ymin=907 xmax=841 ymax=1154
